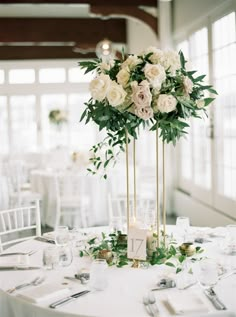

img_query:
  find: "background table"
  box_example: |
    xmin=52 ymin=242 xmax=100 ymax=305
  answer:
xmin=30 ymin=170 xmax=109 ymax=228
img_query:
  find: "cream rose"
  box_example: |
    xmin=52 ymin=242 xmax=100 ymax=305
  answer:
xmin=99 ymin=60 xmax=114 ymax=73
xmin=106 ymin=82 xmax=127 ymax=107
xmin=141 ymin=46 xmax=164 ymax=64
xmin=154 ymin=94 xmax=177 ymax=113
xmin=161 ymin=50 xmax=181 ymax=75
xmin=116 ymin=68 xmax=130 ymax=87
xmin=183 ymin=76 xmax=193 ymax=94
xmin=144 ymin=63 xmax=166 ymax=89
xmin=134 ymin=106 xmax=153 ymax=120
xmin=196 ymin=99 xmax=205 ymax=109
xmin=121 ymin=55 xmax=141 ymax=70
xmin=131 ymin=80 xmax=152 ymax=108
xmin=89 ymin=74 xmax=111 ymax=101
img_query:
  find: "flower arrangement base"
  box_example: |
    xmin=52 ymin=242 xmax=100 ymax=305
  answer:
xmin=98 ymin=249 xmax=113 ymax=264
xmin=179 ymin=243 xmax=196 ymax=257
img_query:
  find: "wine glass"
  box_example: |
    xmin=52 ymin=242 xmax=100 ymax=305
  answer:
xmin=55 ymin=226 xmax=70 ymax=246
xmin=89 ymin=259 xmax=108 ymax=291
xmin=176 ymin=216 xmax=190 ymax=243
xmin=196 ymin=258 xmax=219 ymax=289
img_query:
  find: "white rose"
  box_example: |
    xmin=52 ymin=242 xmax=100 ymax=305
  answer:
xmin=99 ymin=60 xmax=114 ymax=72
xmin=131 ymin=80 xmax=152 ymax=108
xmin=134 ymin=106 xmax=153 ymax=120
xmin=106 ymin=82 xmax=127 ymax=107
xmin=161 ymin=50 xmax=181 ymax=75
xmin=141 ymin=46 xmax=164 ymax=64
xmin=183 ymin=76 xmax=193 ymax=94
xmin=154 ymin=94 xmax=177 ymax=113
xmin=196 ymin=99 xmax=205 ymax=109
xmin=144 ymin=63 xmax=166 ymax=89
xmin=89 ymin=73 xmax=111 ymax=101
xmin=116 ymin=68 xmax=130 ymax=87
xmin=121 ymin=55 xmax=141 ymax=70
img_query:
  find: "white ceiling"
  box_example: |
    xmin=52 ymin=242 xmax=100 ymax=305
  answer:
xmin=0 ymin=4 xmax=90 ymax=17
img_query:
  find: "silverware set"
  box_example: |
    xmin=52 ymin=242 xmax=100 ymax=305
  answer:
xmin=204 ymin=287 xmax=226 ymax=310
xmin=7 ymin=276 xmax=45 ymax=294
xmin=143 ymin=292 xmax=159 ymax=317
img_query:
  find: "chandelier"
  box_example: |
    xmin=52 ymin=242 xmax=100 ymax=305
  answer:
xmin=95 ymin=39 xmax=114 ymax=60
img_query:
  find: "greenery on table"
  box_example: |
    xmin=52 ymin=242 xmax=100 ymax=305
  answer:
xmin=79 ymin=231 xmax=204 ymax=272
xmin=79 ymin=48 xmax=217 ymax=178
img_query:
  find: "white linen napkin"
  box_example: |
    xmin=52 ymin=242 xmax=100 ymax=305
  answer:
xmin=17 ymin=282 xmax=70 ymax=303
xmin=0 ymin=254 xmax=29 ymax=267
xmin=167 ymin=291 xmax=209 ymax=315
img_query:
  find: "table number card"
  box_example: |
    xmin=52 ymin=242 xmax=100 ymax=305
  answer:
xmin=128 ymin=227 xmax=147 ymax=261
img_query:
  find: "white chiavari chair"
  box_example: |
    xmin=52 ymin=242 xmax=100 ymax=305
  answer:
xmin=0 ymin=201 xmax=41 ymax=253
xmin=54 ymin=174 xmax=90 ymax=229
xmin=108 ymin=193 xmax=155 ymax=230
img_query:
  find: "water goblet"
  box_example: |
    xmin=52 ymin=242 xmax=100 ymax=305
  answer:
xmin=196 ymin=258 xmax=219 ymax=289
xmin=55 ymin=226 xmax=70 ymax=246
xmin=43 ymin=246 xmax=59 ymax=270
xmin=176 ymin=216 xmax=190 ymax=243
xmin=58 ymin=245 xmax=73 ymax=267
xmin=89 ymin=259 xmax=108 ymax=291
xmin=109 ymin=216 xmax=123 ymax=233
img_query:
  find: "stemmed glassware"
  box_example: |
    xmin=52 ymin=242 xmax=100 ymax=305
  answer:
xmin=54 ymin=226 xmax=73 ymax=267
xmin=176 ymin=216 xmax=190 ymax=243
xmin=196 ymin=258 xmax=219 ymax=289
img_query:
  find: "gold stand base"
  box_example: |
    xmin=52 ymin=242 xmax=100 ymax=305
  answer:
xmin=131 ymin=259 xmax=140 ymax=268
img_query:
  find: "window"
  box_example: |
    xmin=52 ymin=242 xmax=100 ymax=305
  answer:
xmin=0 ymin=96 xmax=9 ymax=153
xmin=68 ymin=67 xmax=94 ymax=83
xmin=0 ymin=61 xmax=96 ymax=155
xmin=9 ymin=69 xmax=35 ymax=84
xmin=212 ymin=12 xmax=236 ymax=212
xmin=10 ymin=95 xmax=37 ymax=152
xmin=177 ymin=11 xmax=236 ymax=219
xmin=0 ymin=70 xmax=4 ymax=84
xmin=39 ymin=68 xmax=66 ymax=83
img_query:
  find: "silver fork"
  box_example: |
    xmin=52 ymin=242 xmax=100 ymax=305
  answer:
xmin=7 ymin=276 xmax=43 ymax=294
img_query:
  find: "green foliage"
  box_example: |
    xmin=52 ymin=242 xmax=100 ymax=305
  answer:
xmin=79 ymin=231 xmax=204 ymax=271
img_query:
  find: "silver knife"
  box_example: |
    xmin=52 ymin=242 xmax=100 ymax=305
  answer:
xmin=0 ymin=252 xmax=28 ymax=256
xmin=204 ymin=288 xmax=227 ymax=310
xmin=49 ymin=290 xmax=90 ymax=309
xmin=0 ymin=266 xmax=41 ymax=270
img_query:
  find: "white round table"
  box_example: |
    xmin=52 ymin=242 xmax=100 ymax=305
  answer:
xmin=0 ymin=226 xmax=236 ymax=317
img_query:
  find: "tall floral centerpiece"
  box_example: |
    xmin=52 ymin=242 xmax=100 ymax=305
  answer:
xmin=49 ymin=109 xmax=68 ymax=127
xmin=49 ymin=109 xmax=68 ymax=148
xmin=79 ymin=47 xmax=216 ymax=247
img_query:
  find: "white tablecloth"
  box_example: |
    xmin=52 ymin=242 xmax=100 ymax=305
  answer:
xmin=30 ymin=170 xmax=109 ymax=228
xmin=0 ymin=226 xmax=236 ymax=317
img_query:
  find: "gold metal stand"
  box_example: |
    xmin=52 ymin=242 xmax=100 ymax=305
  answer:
xmin=131 ymin=259 xmax=140 ymax=268
xmin=156 ymin=128 xmax=160 ymax=247
xmin=133 ymin=138 xmax=137 ymax=220
xmin=125 ymin=128 xmax=130 ymax=233
xmin=162 ymin=141 xmax=166 ymax=246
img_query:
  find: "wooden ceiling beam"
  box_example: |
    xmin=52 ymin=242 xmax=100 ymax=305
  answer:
xmin=91 ymin=5 xmax=158 ymax=36
xmin=0 ymin=18 xmax=126 ymax=43
xmin=0 ymin=0 xmax=157 ymax=6
xmin=0 ymin=45 xmax=97 ymax=59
